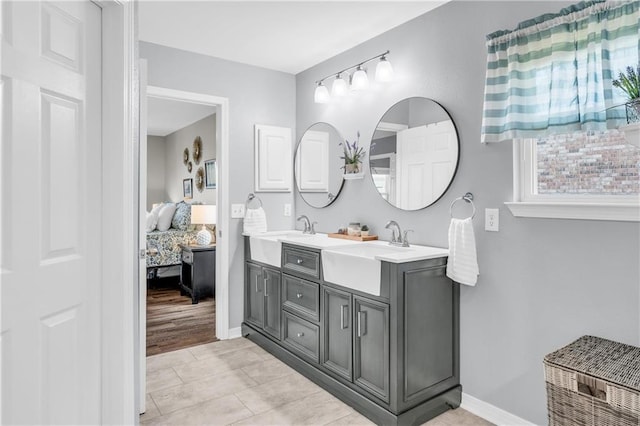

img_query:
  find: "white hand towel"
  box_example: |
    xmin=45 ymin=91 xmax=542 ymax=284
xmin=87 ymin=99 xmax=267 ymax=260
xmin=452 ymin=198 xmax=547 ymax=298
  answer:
xmin=446 ymin=217 xmax=479 ymax=286
xmin=243 ymin=206 xmax=268 ymax=234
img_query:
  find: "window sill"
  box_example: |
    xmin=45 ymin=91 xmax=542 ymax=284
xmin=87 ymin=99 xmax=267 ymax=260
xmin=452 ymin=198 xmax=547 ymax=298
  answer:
xmin=504 ymin=202 xmax=640 ymax=222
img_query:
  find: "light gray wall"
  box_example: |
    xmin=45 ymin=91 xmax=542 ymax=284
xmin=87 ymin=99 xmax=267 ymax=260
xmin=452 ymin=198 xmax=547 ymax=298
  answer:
xmin=147 ymin=135 xmax=167 ymax=209
xmin=140 ymin=41 xmax=296 ymax=330
xmin=163 ymin=114 xmax=216 ymax=205
xmin=295 ymin=1 xmax=640 ymax=424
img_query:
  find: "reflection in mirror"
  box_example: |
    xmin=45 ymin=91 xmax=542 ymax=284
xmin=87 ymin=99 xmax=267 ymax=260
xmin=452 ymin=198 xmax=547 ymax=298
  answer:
xmin=295 ymin=122 xmax=345 ymax=208
xmin=370 ymin=97 xmax=459 ymax=210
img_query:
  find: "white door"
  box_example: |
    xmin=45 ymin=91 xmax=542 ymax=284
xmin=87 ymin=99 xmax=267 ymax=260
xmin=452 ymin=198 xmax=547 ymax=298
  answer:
xmin=1 ymin=1 xmax=102 ymax=424
xmin=396 ymin=121 xmax=457 ymax=209
xmin=138 ymin=60 xmax=148 ymax=414
xmin=296 ymin=130 xmax=329 ymax=192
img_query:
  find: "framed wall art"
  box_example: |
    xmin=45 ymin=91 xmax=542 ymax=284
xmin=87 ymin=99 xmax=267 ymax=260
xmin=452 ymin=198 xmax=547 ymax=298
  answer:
xmin=204 ymin=159 xmax=217 ymax=189
xmin=183 ymin=178 xmax=193 ymax=199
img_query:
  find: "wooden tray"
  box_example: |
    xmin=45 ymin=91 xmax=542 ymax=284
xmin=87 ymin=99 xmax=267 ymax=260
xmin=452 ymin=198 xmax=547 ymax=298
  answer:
xmin=327 ymin=233 xmax=378 ymax=241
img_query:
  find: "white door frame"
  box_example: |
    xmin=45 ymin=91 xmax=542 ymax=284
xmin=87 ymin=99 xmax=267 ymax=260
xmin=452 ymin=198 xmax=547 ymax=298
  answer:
xmin=144 ymin=86 xmax=231 ymax=341
xmin=100 ymin=0 xmax=137 ymax=423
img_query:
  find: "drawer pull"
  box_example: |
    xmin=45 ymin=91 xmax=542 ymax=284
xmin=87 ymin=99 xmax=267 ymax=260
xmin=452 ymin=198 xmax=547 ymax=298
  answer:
xmin=255 ymin=276 xmax=260 ymax=293
xmin=357 ymin=311 xmax=367 ymax=337
xmin=264 ymin=276 xmax=269 ymax=297
xmin=296 ymin=293 xmax=303 ymax=299
xmin=297 ymin=332 xmax=304 ymax=338
xmin=296 ymin=258 xmax=304 ymax=265
xmin=340 ymin=304 xmax=348 ymax=330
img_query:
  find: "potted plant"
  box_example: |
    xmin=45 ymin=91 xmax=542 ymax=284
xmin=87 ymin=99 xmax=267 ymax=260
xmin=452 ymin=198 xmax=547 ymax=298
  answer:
xmin=340 ymin=131 xmax=366 ymax=179
xmin=613 ymin=64 xmax=640 ymax=146
xmin=360 ymin=225 xmax=370 ymax=237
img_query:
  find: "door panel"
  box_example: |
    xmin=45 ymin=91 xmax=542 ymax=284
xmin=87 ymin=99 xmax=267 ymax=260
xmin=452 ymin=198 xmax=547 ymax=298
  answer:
xmin=322 ymin=286 xmax=352 ymax=380
xmin=354 ymin=296 xmax=390 ymax=403
xmin=263 ymin=267 xmax=281 ymax=339
xmin=245 ymin=263 xmax=264 ymax=329
xmin=1 ymin=1 xmax=101 ymax=424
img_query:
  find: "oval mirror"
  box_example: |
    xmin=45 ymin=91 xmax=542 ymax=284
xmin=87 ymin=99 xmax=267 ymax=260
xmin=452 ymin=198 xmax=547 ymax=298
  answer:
xmin=295 ymin=122 xmax=345 ymax=208
xmin=369 ymin=97 xmax=459 ymax=210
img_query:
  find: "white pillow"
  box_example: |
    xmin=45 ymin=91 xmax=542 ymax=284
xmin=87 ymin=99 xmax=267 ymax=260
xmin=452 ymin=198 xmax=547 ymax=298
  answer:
xmin=156 ymin=203 xmax=177 ymax=231
xmin=145 ymin=211 xmax=158 ymax=232
xmin=145 ymin=204 xmax=163 ymax=232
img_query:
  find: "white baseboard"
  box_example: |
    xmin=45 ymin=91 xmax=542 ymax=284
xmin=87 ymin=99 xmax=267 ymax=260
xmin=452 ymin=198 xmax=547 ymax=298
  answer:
xmin=461 ymin=393 xmax=534 ymax=426
xmin=227 ymin=327 xmax=242 ymax=339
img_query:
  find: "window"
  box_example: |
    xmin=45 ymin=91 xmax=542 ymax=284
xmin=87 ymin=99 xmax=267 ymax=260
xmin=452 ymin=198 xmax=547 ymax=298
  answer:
xmin=508 ymin=130 xmax=639 ymax=221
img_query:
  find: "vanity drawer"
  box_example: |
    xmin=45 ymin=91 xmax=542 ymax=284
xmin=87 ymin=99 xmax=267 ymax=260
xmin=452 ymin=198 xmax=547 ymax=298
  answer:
xmin=283 ymin=312 xmax=319 ymax=363
xmin=283 ymin=275 xmax=319 ymax=321
xmin=282 ymin=247 xmax=320 ymax=280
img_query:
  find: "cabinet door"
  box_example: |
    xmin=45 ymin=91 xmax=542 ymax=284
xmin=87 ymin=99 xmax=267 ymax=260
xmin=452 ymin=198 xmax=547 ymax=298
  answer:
xmin=322 ymin=287 xmax=352 ymax=381
xmin=263 ymin=267 xmax=281 ymax=339
xmin=254 ymin=124 xmax=292 ymax=192
xmin=354 ymin=296 xmax=390 ymax=403
xmin=245 ymin=262 xmax=264 ymax=329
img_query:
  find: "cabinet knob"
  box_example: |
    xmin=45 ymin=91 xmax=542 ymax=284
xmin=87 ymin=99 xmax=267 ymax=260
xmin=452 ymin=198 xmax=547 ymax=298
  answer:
xmin=296 ymin=258 xmax=304 ymax=265
xmin=297 ymin=332 xmax=304 ymax=338
xmin=296 ymin=293 xmax=303 ymax=299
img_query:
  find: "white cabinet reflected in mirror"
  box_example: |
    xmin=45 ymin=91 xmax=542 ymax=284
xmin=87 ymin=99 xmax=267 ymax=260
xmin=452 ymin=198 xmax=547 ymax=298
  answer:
xmin=295 ymin=122 xmax=345 ymax=208
xmin=370 ymin=97 xmax=459 ymax=210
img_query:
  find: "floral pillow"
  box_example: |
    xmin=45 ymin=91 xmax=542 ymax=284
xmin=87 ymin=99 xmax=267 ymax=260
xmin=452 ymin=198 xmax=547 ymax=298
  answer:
xmin=171 ymin=201 xmax=191 ymax=230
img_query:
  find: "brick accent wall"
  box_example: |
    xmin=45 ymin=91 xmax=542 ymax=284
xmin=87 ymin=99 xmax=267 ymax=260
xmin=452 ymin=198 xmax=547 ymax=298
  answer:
xmin=536 ymin=130 xmax=640 ymax=195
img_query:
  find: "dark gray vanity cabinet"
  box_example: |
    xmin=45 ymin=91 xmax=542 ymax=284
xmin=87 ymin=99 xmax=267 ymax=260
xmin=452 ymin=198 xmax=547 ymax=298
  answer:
xmin=322 ymin=286 xmax=353 ymax=381
xmin=243 ymin=237 xmax=460 ymax=425
xmin=354 ymin=295 xmax=390 ymax=403
xmin=244 ymin=262 xmax=281 ymax=340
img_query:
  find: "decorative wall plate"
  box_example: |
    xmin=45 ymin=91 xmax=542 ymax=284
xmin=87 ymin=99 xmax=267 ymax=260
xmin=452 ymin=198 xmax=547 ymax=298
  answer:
xmin=187 ymin=161 xmax=193 ymax=173
xmin=196 ymin=167 xmax=205 ymax=192
xmin=193 ymin=136 xmax=202 ymax=165
xmin=183 ymin=147 xmax=189 ymax=165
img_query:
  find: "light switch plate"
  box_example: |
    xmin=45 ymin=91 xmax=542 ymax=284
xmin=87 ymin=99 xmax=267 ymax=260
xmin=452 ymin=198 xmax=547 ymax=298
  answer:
xmin=485 ymin=208 xmax=499 ymax=232
xmin=284 ymin=204 xmax=291 ymax=217
xmin=231 ymin=204 xmax=245 ymax=219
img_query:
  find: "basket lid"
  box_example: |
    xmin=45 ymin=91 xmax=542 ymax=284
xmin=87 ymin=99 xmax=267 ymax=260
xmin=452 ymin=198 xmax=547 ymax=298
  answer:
xmin=544 ymin=335 xmax=640 ymax=391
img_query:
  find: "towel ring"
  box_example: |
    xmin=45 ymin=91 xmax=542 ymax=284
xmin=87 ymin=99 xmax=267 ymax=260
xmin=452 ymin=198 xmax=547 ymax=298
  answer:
xmin=246 ymin=193 xmax=263 ymax=209
xmin=449 ymin=192 xmax=476 ymax=219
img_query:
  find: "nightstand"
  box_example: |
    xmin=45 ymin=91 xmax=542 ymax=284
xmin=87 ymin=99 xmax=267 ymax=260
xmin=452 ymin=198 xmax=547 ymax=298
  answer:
xmin=179 ymin=244 xmax=216 ymax=304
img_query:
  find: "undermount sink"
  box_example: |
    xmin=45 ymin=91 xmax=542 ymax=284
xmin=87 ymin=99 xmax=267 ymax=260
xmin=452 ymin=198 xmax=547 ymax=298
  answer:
xmin=322 ymin=241 xmax=449 ymax=296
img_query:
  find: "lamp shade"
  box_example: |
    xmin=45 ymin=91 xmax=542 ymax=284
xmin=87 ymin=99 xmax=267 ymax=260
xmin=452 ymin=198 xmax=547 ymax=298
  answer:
xmin=314 ymin=82 xmax=330 ymax=104
xmin=191 ymin=205 xmax=217 ymax=225
xmin=375 ymin=57 xmax=394 ymax=82
xmin=351 ymin=67 xmax=369 ymax=91
xmin=331 ymin=75 xmax=348 ymax=97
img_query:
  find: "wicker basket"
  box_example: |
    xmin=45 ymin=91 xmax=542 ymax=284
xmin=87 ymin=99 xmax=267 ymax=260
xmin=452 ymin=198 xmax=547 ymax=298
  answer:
xmin=544 ymin=336 xmax=640 ymax=426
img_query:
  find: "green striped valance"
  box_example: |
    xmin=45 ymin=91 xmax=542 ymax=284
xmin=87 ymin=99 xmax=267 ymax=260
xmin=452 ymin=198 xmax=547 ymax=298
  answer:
xmin=481 ymin=0 xmax=639 ymax=143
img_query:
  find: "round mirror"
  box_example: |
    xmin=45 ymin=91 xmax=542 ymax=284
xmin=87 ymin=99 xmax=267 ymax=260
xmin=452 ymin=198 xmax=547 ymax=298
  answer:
xmin=369 ymin=97 xmax=459 ymax=210
xmin=295 ymin=122 xmax=345 ymax=208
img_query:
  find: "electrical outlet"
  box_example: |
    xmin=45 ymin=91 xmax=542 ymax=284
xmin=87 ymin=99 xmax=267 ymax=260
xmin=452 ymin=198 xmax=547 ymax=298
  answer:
xmin=485 ymin=208 xmax=499 ymax=232
xmin=283 ymin=204 xmax=291 ymax=217
xmin=231 ymin=204 xmax=245 ymax=219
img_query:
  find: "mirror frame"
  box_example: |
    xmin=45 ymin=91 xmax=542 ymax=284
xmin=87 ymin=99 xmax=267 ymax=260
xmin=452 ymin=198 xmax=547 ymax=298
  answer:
xmin=369 ymin=97 xmax=460 ymax=211
xmin=294 ymin=122 xmax=345 ymax=209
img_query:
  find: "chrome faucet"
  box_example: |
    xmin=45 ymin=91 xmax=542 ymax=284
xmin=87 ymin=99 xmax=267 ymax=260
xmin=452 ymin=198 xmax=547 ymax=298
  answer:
xmin=385 ymin=220 xmax=411 ymax=247
xmin=297 ymin=215 xmax=315 ymax=234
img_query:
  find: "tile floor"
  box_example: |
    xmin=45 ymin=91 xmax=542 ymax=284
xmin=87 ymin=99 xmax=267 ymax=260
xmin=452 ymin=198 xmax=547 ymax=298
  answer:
xmin=141 ymin=338 xmax=493 ymax=426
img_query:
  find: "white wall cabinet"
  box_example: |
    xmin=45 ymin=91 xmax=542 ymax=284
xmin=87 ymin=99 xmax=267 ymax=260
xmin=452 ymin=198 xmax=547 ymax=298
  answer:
xmin=254 ymin=124 xmax=292 ymax=192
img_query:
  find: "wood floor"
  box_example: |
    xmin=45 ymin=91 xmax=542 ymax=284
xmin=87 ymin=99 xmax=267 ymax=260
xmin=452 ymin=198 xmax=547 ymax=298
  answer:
xmin=146 ymin=278 xmax=217 ymax=357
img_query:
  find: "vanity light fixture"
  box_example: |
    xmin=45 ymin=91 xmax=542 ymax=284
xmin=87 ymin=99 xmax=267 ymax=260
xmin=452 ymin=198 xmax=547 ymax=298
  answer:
xmin=314 ymin=81 xmax=330 ymax=104
xmin=313 ymin=50 xmax=392 ymax=103
xmin=331 ymin=74 xmax=348 ymax=97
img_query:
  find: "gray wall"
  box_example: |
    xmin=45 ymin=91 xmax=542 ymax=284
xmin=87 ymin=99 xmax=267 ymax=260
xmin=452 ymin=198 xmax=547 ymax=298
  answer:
xmin=163 ymin=114 xmax=216 ymax=205
xmin=147 ymin=135 xmax=167 ymax=209
xmin=140 ymin=41 xmax=296 ymax=329
xmin=295 ymin=1 xmax=640 ymax=424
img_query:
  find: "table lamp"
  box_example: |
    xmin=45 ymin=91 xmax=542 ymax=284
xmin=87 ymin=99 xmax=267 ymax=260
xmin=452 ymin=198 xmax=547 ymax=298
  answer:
xmin=191 ymin=205 xmax=217 ymax=245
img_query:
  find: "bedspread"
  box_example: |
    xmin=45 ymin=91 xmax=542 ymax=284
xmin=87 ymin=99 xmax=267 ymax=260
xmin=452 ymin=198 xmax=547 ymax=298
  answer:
xmin=146 ymin=229 xmax=198 ymax=268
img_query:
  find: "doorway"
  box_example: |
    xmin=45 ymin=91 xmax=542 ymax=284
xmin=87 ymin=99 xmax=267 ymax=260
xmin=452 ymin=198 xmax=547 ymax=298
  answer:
xmin=138 ymin=83 xmax=230 ymax=413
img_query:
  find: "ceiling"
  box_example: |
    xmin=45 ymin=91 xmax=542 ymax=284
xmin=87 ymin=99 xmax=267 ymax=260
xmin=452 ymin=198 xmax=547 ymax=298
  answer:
xmin=147 ymin=96 xmax=216 ymax=137
xmin=138 ymin=1 xmax=448 ymax=75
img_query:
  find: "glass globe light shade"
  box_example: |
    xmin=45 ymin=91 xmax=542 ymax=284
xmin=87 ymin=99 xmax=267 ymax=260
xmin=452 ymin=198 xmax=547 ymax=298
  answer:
xmin=375 ymin=57 xmax=394 ymax=83
xmin=314 ymin=82 xmax=330 ymax=104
